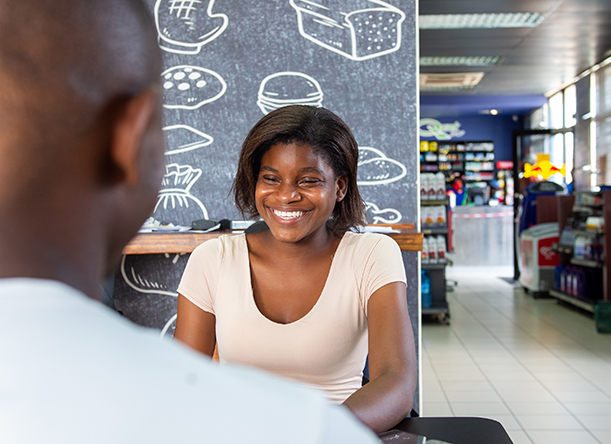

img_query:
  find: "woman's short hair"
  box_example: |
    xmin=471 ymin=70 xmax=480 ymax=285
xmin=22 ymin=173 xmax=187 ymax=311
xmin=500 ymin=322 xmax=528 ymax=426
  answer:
xmin=233 ymin=105 xmax=366 ymax=233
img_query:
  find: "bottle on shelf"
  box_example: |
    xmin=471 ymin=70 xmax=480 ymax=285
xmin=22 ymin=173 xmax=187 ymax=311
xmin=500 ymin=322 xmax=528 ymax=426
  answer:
xmin=421 ymin=270 xmax=432 ymax=309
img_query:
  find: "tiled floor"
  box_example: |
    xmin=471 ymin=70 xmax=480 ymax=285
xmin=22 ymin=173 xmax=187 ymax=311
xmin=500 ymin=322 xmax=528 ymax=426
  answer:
xmin=421 ymin=266 xmax=611 ymax=444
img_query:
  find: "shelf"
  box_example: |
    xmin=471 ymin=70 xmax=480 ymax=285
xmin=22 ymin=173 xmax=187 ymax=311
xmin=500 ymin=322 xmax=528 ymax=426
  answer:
xmin=422 ymin=227 xmax=448 ymax=235
xmin=549 ymin=290 xmax=595 ymax=313
xmin=124 ymin=224 xmax=423 ymax=254
xmin=552 ymin=242 xmax=573 ymax=254
xmin=422 ymin=300 xmax=449 ymax=315
xmin=423 ymin=263 xmax=447 ymax=270
xmin=421 ymin=199 xmax=448 ymax=206
xmin=571 ymin=257 xmax=603 ymax=268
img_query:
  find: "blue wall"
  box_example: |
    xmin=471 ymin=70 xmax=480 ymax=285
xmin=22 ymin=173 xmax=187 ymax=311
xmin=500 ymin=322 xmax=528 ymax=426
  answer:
xmin=419 ymin=114 xmax=523 ymax=161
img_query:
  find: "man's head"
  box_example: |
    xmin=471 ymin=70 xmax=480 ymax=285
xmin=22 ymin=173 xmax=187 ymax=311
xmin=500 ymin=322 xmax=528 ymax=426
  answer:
xmin=0 ymin=0 xmax=165 ymax=294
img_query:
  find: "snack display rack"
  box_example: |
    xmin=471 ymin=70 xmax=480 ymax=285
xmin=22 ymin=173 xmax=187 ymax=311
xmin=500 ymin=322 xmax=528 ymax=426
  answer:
xmin=420 ymin=140 xmax=495 ymax=182
xmin=550 ymin=191 xmax=611 ymax=333
xmin=420 ymin=184 xmax=450 ymax=324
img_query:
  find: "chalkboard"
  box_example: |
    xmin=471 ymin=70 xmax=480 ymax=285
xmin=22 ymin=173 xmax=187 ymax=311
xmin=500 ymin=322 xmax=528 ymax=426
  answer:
xmin=112 ymin=0 xmax=420 ymax=408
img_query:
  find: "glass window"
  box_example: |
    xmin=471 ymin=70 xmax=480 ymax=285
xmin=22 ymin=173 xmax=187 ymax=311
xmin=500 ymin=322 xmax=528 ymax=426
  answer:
xmin=549 ymin=92 xmax=564 ymax=129
xmin=564 ymin=84 xmax=576 ymax=127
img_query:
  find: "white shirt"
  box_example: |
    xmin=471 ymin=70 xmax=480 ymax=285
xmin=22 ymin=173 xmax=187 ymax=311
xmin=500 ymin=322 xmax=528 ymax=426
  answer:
xmin=0 ymin=278 xmax=378 ymax=444
xmin=178 ymin=232 xmax=407 ymax=403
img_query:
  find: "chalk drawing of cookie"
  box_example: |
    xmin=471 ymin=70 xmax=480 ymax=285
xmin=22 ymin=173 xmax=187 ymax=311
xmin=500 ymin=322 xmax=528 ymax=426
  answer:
xmin=162 ymin=66 xmax=226 ymax=110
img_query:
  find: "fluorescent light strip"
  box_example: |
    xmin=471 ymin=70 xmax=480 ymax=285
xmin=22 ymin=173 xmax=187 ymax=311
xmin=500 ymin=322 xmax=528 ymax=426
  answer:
xmin=419 ymin=13 xmax=544 ymax=29
xmin=420 ymin=56 xmax=501 ymax=66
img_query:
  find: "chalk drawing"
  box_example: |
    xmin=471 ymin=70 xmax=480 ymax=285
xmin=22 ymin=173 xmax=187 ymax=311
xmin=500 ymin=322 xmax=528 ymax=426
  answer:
xmin=365 ymin=201 xmax=402 ymax=224
xmin=120 ymin=252 xmax=187 ymax=297
xmin=257 ymin=72 xmax=323 ymax=115
xmin=358 ymin=146 xmax=407 ymax=185
xmin=153 ymin=163 xmax=209 ymax=225
xmin=162 ymin=66 xmax=226 ymax=110
xmin=163 ymin=124 xmax=213 ymax=155
xmin=160 ymin=313 xmax=177 ymax=338
xmin=155 ymin=0 xmax=228 ymax=54
xmin=289 ymin=0 xmax=406 ymax=61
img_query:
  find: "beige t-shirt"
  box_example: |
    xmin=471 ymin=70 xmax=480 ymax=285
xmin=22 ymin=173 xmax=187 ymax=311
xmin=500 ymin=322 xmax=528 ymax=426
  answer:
xmin=178 ymin=231 xmax=407 ymax=403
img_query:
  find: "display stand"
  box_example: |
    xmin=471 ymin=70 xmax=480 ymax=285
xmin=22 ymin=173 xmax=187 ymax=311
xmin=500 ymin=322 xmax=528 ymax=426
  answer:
xmin=550 ymin=191 xmax=611 ymax=332
xmin=421 ymin=198 xmax=450 ymax=324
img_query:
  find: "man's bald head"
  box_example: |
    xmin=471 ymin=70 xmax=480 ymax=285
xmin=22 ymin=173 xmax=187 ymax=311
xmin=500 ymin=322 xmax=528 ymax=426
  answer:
xmin=0 ymin=0 xmax=166 ymax=293
xmin=0 ymin=0 xmax=162 ymax=197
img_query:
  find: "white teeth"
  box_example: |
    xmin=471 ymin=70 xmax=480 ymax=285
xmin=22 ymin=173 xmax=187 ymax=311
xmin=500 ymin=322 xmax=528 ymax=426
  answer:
xmin=272 ymin=209 xmax=304 ymax=219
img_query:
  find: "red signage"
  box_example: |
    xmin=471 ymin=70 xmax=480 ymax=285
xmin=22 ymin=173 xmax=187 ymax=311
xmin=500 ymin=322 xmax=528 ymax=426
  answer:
xmin=538 ymin=236 xmax=559 ymax=267
xmin=496 ymin=161 xmax=514 ymax=170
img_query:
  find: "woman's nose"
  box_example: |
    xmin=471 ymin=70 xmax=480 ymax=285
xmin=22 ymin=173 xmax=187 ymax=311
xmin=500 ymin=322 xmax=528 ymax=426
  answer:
xmin=276 ymin=182 xmax=301 ymax=203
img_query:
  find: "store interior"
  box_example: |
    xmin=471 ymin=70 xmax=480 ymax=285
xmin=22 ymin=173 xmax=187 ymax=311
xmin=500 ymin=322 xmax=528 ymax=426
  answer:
xmin=418 ymin=1 xmax=611 ymax=443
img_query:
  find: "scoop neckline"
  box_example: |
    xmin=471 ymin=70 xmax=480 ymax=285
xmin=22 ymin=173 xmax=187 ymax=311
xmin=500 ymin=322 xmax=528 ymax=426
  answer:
xmin=242 ymin=232 xmax=351 ymax=326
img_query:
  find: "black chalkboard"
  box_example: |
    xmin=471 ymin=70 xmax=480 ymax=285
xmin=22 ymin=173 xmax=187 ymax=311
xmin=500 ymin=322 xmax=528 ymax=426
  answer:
xmin=112 ymin=0 xmax=419 ymax=408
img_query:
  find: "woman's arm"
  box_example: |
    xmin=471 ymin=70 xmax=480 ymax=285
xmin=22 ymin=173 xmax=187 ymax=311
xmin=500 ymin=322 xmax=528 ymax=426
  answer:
xmin=174 ymin=294 xmax=217 ymax=357
xmin=342 ymin=282 xmax=417 ymax=433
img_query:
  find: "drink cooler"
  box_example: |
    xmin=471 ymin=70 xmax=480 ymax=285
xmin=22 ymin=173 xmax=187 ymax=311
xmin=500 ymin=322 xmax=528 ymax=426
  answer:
xmin=519 ymin=222 xmax=559 ymax=294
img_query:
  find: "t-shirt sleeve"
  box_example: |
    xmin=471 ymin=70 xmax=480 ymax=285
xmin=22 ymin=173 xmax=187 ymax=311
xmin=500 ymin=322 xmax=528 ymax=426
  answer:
xmin=361 ymin=234 xmax=407 ymax=313
xmin=176 ymin=239 xmax=223 ymax=315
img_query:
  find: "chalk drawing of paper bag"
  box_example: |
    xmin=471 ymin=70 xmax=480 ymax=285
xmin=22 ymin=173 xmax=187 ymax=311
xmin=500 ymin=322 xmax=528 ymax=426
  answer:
xmin=153 ymin=163 xmax=209 ymax=226
xmin=155 ymin=0 xmax=228 ymax=54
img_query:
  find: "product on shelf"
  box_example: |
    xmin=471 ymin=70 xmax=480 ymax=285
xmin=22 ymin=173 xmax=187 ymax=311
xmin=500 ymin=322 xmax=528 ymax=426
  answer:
xmin=421 ymin=270 xmax=432 ymax=309
xmin=428 ymin=236 xmax=437 ymax=264
xmin=436 ymin=235 xmax=447 ymax=263
xmin=421 ymin=237 xmax=429 ymax=264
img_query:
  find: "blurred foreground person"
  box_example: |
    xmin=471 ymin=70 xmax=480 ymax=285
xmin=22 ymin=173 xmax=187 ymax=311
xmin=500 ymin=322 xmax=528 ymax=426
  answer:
xmin=0 ymin=1 xmax=378 ymax=443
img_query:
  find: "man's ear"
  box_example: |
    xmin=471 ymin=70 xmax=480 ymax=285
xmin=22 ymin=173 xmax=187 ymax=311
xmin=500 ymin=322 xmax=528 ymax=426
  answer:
xmin=110 ymin=88 xmax=159 ymax=186
xmin=336 ymin=175 xmax=348 ymax=202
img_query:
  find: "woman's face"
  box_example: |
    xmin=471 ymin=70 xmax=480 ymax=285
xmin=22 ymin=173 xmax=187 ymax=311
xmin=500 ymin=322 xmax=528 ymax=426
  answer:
xmin=255 ymin=142 xmax=347 ymax=244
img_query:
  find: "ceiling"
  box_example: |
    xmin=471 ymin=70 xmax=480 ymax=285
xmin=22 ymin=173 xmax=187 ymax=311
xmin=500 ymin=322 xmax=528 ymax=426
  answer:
xmin=419 ymin=0 xmax=611 ymax=114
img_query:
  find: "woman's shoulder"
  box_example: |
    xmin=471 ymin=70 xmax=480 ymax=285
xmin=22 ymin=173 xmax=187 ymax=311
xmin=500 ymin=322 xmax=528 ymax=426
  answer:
xmin=190 ymin=233 xmax=247 ymax=259
xmin=341 ymin=231 xmax=399 ymax=251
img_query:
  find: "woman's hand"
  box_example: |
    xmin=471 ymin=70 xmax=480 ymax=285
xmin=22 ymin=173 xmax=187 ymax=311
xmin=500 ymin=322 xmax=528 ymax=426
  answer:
xmin=342 ymin=282 xmax=417 ymax=433
xmin=174 ymin=294 xmax=217 ymax=357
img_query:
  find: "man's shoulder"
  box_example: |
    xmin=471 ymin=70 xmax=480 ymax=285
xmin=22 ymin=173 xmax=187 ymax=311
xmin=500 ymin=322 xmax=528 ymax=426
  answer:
xmin=0 ymin=278 xmax=377 ymax=443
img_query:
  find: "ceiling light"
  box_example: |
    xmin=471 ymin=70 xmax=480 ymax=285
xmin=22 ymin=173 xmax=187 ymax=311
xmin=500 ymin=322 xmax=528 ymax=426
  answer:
xmin=419 ymin=13 xmax=544 ymax=29
xmin=490 ymin=109 xmax=498 ymax=115
xmin=420 ymin=56 xmax=501 ymax=66
xmin=420 ymin=72 xmax=484 ymax=90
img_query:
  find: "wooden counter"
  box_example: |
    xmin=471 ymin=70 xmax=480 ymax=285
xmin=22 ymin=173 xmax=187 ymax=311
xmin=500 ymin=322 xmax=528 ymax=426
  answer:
xmin=123 ymin=224 xmax=423 ymax=254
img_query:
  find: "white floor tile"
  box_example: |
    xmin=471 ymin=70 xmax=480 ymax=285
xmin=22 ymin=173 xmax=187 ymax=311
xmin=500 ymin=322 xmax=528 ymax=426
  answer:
xmin=526 ymin=430 xmax=600 ymax=444
xmin=444 ymin=389 xmax=502 ymax=403
xmin=515 ymin=414 xmax=585 ymax=431
xmin=591 ymin=430 xmax=611 ymax=443
xmin=449 ymin=402 xmax=512 ymax=416
xmin=505 ymin=401 xmax=571 ymax=416
xmin=506 ymin=430 xmax=534 ymax=444
xmin=575 ymin=415 xmax=611 ymax=430
xmin=421 ymin=402 xmax=453 ymax=416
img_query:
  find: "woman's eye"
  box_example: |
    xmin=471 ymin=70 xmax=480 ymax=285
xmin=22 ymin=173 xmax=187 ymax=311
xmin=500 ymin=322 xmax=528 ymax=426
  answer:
xmin=261 ymin=176 xmax=279 ymax=184
xmin=300 ymin=178 xmax=321 ymax=186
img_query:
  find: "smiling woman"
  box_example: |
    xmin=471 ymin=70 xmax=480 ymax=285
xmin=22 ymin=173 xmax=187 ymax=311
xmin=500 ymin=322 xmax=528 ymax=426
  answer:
xmin=174 ymin=105 xmax=417 ymax=433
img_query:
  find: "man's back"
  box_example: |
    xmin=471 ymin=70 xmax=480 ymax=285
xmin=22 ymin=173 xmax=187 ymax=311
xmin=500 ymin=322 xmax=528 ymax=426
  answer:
xmin=0 ymin=278 xmax=376 ymax=443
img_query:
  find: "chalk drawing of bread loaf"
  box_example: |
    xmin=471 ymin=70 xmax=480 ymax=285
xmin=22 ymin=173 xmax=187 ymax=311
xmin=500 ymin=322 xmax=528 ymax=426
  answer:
xmin=358 ymin=146 xmax=407 ymax=185
xmin=289 ymin=0 xmax=406 ymax=61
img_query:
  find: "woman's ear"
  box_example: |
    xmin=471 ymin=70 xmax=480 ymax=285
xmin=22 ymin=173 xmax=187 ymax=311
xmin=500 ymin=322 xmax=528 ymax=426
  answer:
xmin=109 ymin=88 xmax=160 ymax=186
xmin=336 ymin=176 xmax=348 ymax=202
